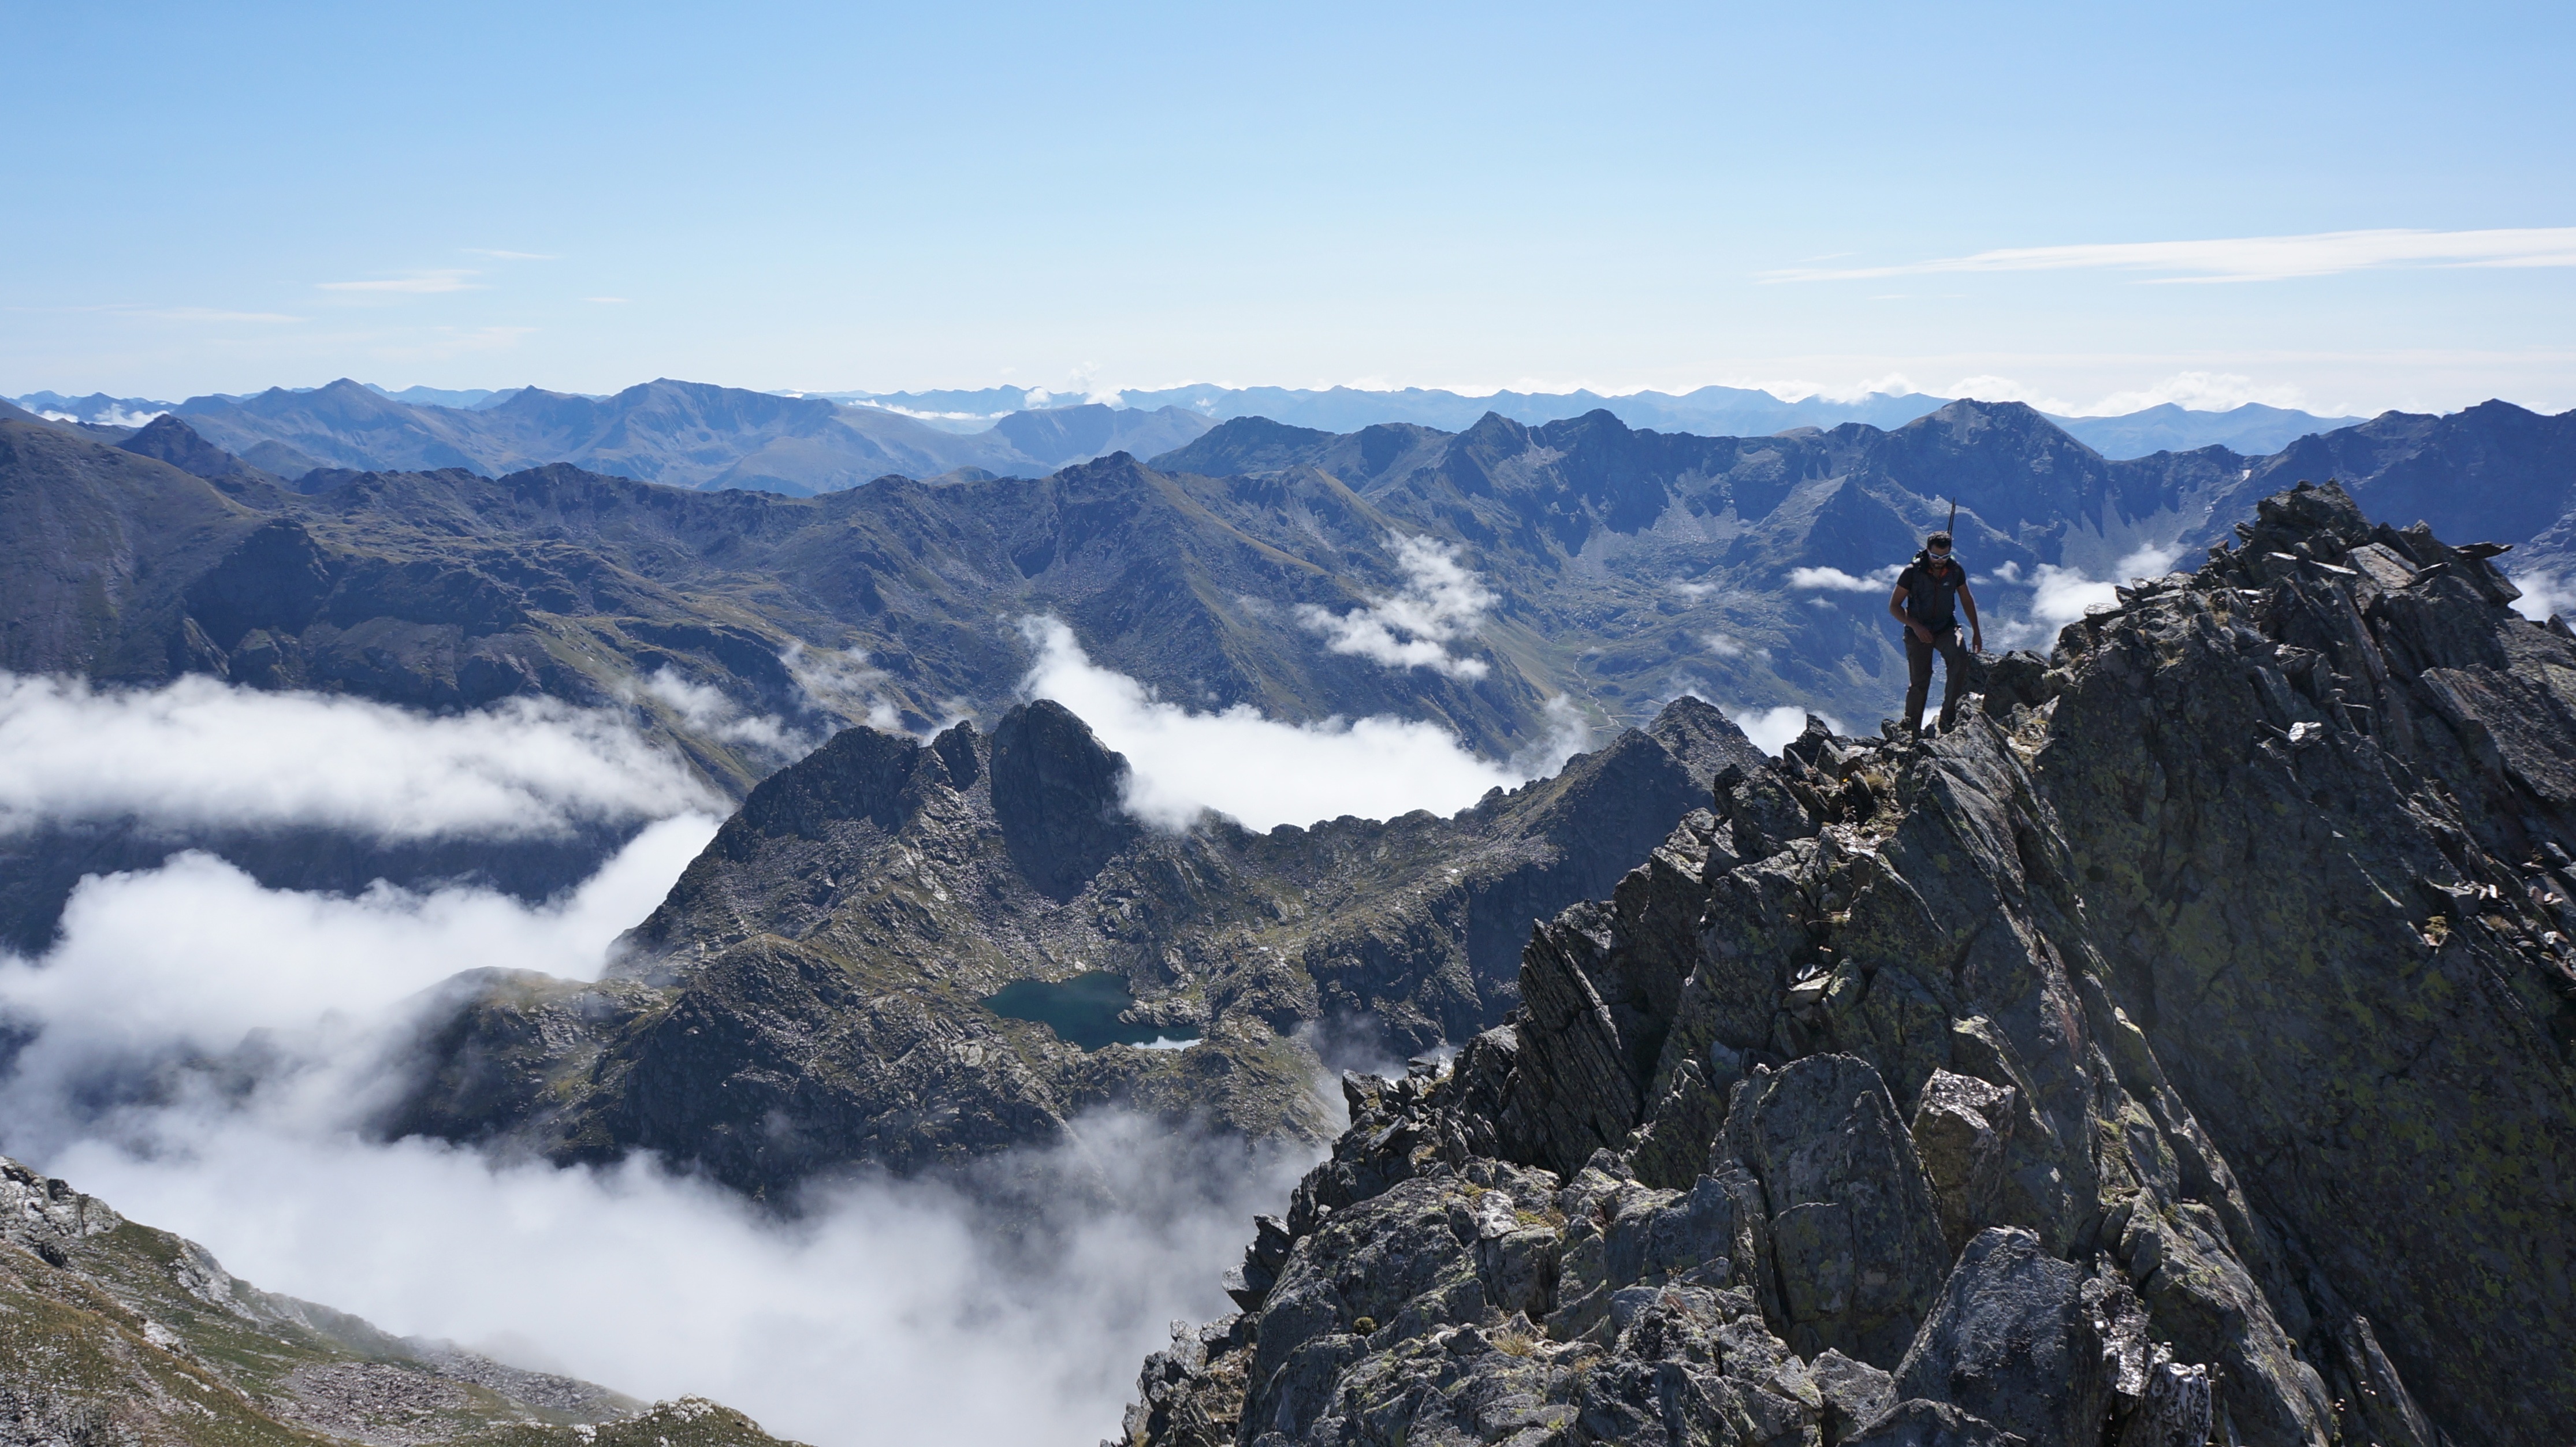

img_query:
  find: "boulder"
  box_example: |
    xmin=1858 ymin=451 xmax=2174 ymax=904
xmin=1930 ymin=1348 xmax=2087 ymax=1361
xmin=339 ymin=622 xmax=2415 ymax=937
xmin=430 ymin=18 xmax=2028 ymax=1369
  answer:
xmin=1721 ymin=1055 xmax=1949 ymax=1366
xmin=1892 ymin=1228 xmax=2113 ymax=1447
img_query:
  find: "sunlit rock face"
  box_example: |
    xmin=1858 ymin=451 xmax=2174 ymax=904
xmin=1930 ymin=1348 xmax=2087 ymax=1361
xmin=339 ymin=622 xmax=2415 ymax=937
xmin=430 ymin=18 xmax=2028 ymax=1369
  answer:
xmin=1121 ymin=483 xmax=2576 ymax=1447
xmin=382 ymin=696 xmax=1767 ymax=1198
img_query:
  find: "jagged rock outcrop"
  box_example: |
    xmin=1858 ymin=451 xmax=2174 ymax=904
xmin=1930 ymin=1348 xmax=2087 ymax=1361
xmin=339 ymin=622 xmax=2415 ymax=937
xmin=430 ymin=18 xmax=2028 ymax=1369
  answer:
xmin=1115 ymin=482 xmax=2576 ymax=1447
xmin=386 ymin=697 xmax=1763 ymax=1196
xmin=0 ymin=1154 xmax=801 ymax=1446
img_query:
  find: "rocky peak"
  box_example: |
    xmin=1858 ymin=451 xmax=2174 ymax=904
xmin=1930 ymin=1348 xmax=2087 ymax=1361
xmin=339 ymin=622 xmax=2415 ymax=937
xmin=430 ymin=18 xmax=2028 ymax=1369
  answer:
xmin=989 ymin=698 xmax=1140 ymax=900
xmin=1117 ymin=480 xmax=2576 ymax=1447
xmin=115 ymin=413 xmax=267 ymax=484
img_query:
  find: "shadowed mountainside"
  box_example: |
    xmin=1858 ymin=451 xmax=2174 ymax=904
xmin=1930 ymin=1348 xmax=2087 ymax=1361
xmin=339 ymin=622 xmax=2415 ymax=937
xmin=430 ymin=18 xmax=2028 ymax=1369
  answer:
xmin=1113 ymin=482 xmax=2576 ymax=1447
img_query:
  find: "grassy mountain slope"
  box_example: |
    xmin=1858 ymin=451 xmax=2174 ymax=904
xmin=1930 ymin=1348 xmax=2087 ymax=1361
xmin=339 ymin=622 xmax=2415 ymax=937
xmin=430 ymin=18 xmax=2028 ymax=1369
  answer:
xmin=0 ymin=1154 xmax=798 ymax=1446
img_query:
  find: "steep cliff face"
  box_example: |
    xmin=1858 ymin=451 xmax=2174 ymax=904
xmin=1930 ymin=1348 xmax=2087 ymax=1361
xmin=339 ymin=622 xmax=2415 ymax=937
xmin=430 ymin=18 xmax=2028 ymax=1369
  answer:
xmin=1117 ymin=483 xmax=2576 ymax=1447
xmin=387 ymin=698 xmax=1763 ymax=1197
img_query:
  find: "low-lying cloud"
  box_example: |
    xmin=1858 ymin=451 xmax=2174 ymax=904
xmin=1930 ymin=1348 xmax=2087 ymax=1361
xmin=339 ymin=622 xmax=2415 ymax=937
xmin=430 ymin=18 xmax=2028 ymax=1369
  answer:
xmin=1 ymin=838 xmax=1304 ymax=1447
xmin=1788 ymin=564 xmax=1901 ymax=594
xmin=0 ymin=676 xmax=1316 ymax=1447
xmin=1298 ymin=535 xmax=1495 ymax=680
xmin=1989 ymin=543 xmax=2187 ymax=645
xmin=1726 ymin=704 xmax=1841 ymax=755
xmin=781 ymin=640 xmax=907 ymax=733
xmin=0 ymin=673 xmax=719 ymax=840
xmin=1018 ymin=618 xmax=1580 ymax=830
xmin=0 ymin=821 xmax=712 ymax=1122
xmin=2510 ymin=572 xmax=2576 ymax=623
xmin=637 ymin=669 xmax=805 ymax=755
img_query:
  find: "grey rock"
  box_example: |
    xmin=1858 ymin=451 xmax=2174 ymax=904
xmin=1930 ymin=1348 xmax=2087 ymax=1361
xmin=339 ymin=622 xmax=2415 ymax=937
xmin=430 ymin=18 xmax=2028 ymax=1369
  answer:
xmin=1809 ymin=1349 xmax=1895 ymax=1445
xmin=1892 ymin=1228 xmax=2112 ymax=1447
xmin=1842 ymin=1398 xmax=2026 ymax=1447
xmin=1722 ymin=1055 xmax=1949 ymax=1366
xmin=1907 ymin=1069 xmax=2016 ymax=1256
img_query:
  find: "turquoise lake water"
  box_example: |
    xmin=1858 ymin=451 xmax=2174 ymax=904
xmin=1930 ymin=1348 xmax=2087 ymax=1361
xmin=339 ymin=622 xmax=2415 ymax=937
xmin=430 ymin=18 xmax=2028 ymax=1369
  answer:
xmin=981 ymin=970 xmax=1189 ymax=1050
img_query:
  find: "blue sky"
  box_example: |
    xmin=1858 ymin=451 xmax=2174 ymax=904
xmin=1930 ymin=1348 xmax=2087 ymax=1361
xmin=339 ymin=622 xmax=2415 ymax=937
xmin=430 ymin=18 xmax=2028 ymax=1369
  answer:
xmin=5 ymin=1 xmax=2571 ymax=415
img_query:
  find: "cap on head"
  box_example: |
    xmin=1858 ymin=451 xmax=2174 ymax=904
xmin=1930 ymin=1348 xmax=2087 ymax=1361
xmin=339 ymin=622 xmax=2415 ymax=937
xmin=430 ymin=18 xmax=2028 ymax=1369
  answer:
xmin=1926 ymin=531 xmax=1953 ymax=550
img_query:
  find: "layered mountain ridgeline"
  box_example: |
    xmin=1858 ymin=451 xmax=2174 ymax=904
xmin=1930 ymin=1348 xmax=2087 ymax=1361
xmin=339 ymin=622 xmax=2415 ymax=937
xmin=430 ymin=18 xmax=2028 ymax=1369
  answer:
xmin=17 ymin=382 xmax=2363 ymax=468
xmin=0 ymin=411 xmax=1531 ymax=948
xmin=1114 ymin=483 xmax=2576 ymax=1447
xmin=831 ymin=385 xmax=2363 ymax=461
xmin=0 ymin=1154 xmax=800 ymax=1446
xmin=17 ymin=394 xmax=2576 ymax=756
xmin=155 ymin=378 xmax=1213 ymax=493
xmin=382 ymin=698 xmax=1763 ymax=1197
xmin=2185 ymin=397 xmax=2576 ymax=572
xmin=9 ymin=397 xmax=2574 ymax=954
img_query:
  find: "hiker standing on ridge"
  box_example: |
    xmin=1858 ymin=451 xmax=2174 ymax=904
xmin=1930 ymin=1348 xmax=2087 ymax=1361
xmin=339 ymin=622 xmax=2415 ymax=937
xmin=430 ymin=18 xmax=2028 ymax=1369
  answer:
xmin=1888 ymin=529 xmax=1982 ymax=737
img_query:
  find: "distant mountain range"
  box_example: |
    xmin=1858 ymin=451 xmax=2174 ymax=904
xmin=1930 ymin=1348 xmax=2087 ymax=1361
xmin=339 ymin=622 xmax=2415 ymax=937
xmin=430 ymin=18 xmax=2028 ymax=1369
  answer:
xmin=13 ymin=380 xmax=2367 ymax=471
xmin=824 ymin=382 xmax=2365 ymax=459
xmin=9 ymin=393 xmax=2570 ymax=775
xmin=8 ymin=379 xmax=1216 ymax=493
xmin=7 ymin=389 xmax=2570 ymax=821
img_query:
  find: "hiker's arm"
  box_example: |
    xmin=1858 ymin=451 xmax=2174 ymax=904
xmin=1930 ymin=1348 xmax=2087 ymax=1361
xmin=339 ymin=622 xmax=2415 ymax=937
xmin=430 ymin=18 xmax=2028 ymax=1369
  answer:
xmin=1959 ymin=580 xmax=1983 ymax=650
xmin=1889 ymin=584 xmax=1930 ymax=643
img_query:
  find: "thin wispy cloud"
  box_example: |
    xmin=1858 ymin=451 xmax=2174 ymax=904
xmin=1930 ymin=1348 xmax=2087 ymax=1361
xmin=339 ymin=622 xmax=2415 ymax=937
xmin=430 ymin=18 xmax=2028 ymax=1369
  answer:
xmin=1767 ymin=226 xmax=2576 ymax=285
xmin=318 ymin=269 xmax=483 ymax=293
xmin=133 ymin=306 xmax=306 ymax=323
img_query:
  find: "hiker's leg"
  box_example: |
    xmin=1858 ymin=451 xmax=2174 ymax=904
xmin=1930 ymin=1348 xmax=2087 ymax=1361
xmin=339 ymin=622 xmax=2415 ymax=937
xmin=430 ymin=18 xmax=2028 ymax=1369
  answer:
xmin=1903 ymin=632 xmax=1934 ymax=735
xmin=1937 ymin=631 xmax=1971 ymax=730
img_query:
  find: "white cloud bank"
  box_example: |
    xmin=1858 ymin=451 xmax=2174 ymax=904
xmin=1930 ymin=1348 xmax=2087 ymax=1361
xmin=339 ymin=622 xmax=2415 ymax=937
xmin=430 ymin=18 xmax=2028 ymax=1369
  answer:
xmin=0 ymin=673 xmax=719 ymax=840
xmin=0 ymin=673 xmax=1313 ymax=1447
xmin=1 ymin=838 xmax=1301 ymax=1447
xmin=0 ymin=823 xmax=712 ymax=1104
xmin=1298 ymin=536 xmax=1495 ymax=680
xmin=1018 ymin=618 xmax=1579 ymax=831
xmin=1767 ymin=226 xmax=2576 ymax=285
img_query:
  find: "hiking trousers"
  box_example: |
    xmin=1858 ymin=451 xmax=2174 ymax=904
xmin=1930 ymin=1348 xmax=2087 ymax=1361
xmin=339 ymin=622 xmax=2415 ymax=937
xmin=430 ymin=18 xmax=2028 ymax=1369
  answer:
xmin=1904 ymin=626 xmax=1971 ymax=734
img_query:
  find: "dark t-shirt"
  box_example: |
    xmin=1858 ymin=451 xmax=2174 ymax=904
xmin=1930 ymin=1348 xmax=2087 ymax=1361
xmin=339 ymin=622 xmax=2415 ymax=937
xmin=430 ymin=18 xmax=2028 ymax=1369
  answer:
xmin=1897 ymin=555 xmax=1964 ymax=628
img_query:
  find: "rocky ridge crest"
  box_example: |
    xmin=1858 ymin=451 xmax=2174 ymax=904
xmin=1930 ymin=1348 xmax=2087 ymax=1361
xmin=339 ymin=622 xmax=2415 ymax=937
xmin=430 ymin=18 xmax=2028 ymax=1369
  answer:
xmin=1115 ymin=483 xmax=2576 ymax=1447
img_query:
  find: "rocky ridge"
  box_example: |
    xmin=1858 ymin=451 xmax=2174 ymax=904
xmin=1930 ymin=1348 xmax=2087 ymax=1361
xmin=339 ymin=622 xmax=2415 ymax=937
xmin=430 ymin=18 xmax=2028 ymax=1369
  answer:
xmin=0 ymin=1154 xmax=801 ymax=1446
xmin=384 ymin=697 xmax=1765 ymax=1198
xmin=1114 ymin=483 xmax=2576 ymax=1447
